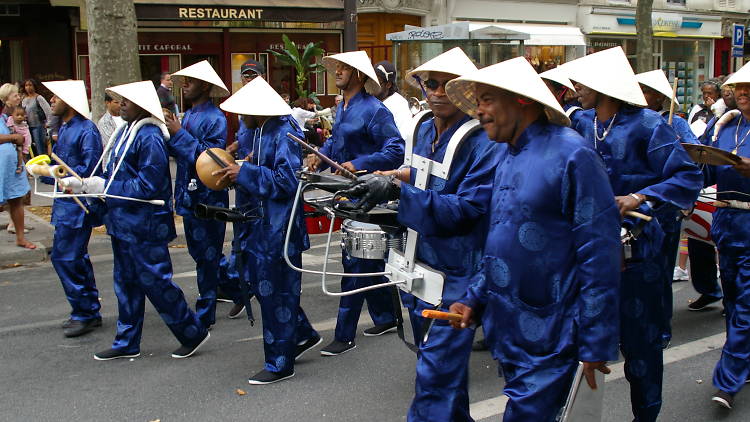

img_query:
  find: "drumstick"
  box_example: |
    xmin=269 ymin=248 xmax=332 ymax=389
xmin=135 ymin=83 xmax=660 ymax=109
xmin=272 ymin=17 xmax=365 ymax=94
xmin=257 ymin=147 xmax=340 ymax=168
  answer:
xmin=668 ymin=77 xmax=678 ymax=126
xmin=49 ymin=153 xmax=89 ymax=214
xmin=421 ymin=310 xmax=463 ymax=322
xmin=286 ymin=132 xmax=357 ymax=181
xmin=625 ymin=210 xmax=652 ymax=222
xmin=50 ymin=152 xmax=83 ymax=181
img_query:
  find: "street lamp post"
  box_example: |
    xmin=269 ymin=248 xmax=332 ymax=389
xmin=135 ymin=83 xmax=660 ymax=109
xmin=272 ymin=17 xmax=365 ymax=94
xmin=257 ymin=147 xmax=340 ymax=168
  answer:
xmin=344 ymin=0 xmax=357 ymax=52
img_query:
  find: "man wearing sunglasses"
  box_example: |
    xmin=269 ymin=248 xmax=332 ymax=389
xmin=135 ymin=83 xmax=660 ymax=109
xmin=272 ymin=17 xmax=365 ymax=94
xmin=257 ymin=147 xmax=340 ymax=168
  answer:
xmin=310 ymin=51 xmax=404 ymax=357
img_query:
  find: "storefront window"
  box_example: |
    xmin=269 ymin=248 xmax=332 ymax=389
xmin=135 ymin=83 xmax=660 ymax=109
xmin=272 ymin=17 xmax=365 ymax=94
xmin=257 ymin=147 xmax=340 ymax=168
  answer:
xmin=661 ymin=39 xmax=710 ymax=112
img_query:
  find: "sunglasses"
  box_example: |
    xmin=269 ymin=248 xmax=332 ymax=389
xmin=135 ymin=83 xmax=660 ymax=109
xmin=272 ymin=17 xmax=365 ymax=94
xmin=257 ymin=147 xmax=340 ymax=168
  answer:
xmin=424 ymin=79 xmax=448 ymax=90
xmin=242 ymin=73 xmax=259 ymax=80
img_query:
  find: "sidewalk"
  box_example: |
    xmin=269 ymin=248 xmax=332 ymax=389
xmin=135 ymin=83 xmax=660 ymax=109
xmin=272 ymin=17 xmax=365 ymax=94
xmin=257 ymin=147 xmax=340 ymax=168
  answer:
xmin=0 ymin=189 xmax=234 ymax=267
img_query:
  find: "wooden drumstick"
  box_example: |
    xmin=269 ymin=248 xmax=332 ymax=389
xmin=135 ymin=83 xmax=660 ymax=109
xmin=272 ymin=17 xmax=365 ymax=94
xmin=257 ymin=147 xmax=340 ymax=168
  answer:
xmin=51 ymin=152 xmax=83 ymax=181
xmin=48 ymin=153 xmax=89 ymax=214
xmin=421 ymin=310 xmax=463 ymax=322
xmin=625 ymin=210 xmax=652 ymax=222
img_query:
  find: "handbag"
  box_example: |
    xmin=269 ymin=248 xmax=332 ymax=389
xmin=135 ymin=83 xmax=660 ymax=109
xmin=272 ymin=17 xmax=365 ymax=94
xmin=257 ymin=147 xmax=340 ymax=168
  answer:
xmin=33 ymin=96 xmax=46 ymax=126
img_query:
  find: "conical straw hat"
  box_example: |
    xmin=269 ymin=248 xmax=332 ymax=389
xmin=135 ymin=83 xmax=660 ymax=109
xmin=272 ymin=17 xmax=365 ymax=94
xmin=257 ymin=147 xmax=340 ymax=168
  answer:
xmin=564 ymin=47 xmax=647 ymax=107
xmin=636 ymin=70 xmax=678 ymax=105
xmin=42 ymin=80 xmax=91 ymax=120
xmin=723 ymin=62 xmax=750 ymax=86
xmin=106 ymin=81 xmax=165 ymax=123
xmin=445 ymin=57 xmax=570 ymax=126
xmin=406 ymin=47 xmax=477 ymax=88
xmin=219 ymin=76 xmax=291 ymax=116
xmin=539 ymin=67 xmax=575 ymax=91
xmin=322 ymin=51 xmax=380 ymax=96
xmin=172 ymin=60 xmax=230 ymax=98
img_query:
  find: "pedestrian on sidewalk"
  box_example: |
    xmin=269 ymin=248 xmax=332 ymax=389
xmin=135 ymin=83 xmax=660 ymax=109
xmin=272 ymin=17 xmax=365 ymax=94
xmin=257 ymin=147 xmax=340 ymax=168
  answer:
xmin=21 ymin=79 xmax=51 ymax=157
xmin=65 ymin=81 xmax=209 ymax=361
xmin=213 ymin=77 xmax=320 ymax=385
xmin=701 ymin=66 xmax=750 ymax=410
xmin=0 ymin=83 xmax=35 ymax=249
xmin=42 ymin=80 xmax=103 ymax=338
xmin=166 ymin=60 xmax=230 ymax=330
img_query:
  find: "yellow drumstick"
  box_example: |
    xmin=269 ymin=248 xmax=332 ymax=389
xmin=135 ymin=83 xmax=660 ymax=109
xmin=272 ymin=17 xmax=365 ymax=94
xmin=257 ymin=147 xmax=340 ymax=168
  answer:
xmin=625 ymin=210 xmax=652 ymax=222
xmin=421 ymin=310 xmax=463 ymax=322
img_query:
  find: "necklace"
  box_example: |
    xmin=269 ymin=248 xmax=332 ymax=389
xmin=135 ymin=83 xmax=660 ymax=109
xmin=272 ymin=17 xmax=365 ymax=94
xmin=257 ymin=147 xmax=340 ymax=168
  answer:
xmin=593 ymin=113 xmax=617 ymax=150
xmin=733 ymin=116 xmax=750 ymax=155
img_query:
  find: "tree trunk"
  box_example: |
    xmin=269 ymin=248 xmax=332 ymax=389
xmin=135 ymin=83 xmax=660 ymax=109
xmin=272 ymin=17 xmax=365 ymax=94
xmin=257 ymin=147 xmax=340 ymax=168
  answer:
xmin=635 ymin=0 xmax=654 ymax=73
xmin=85 ymin=0 xmax=141 ymax=122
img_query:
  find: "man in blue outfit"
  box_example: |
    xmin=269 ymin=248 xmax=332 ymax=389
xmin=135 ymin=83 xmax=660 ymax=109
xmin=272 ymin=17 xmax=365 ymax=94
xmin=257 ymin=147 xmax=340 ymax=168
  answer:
xmin=213 ymin=77 xmax=321 ymax=385
xmin=217 ymin=59 xmax=267 ymax=318
xmin=42 ymin=80 xmax=103 ymax=338
xmin=67 ymin=81 xmax=209 ymax=360
xmin=703 ymin=66 xmax=750 ymax=410
xmin=165 ymin=61 xmax=230 ymax=329
xmin=348 ymin=47 xmax=495 ymax=421
xmin=565 ymin=47 xmax=703 ymax=421
xmin=445 ymin=57 xmax=622 ymax=422
xmin=636 ymin=69 xmax=702 ymax=349
xmin=308 ymin=51 xmax=404 ymax=356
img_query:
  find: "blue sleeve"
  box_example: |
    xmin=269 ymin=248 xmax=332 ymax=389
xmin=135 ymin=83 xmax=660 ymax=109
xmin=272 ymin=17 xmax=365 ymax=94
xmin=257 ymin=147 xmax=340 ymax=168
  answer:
xmin=78 ymin=128 xmax=104 ymax=178
xmin=398 ymin=143 xmax=496 ymax=236
xmin=168 ymin=113 xmax=226 ymax=163
xmin=317 ymin=137 xmax=333 ymax=172
xmin=637 ymin=122 xmax=703 ymax=210
xmin=350 ymin=107 xmax=405 ymax=172
xmin=458 ymin=268 xmax=489 ymax=312
xmin=106 ymin=133 xmax=169 ymax=200
xmin=236 ymin=131 xmax=300 ymax=200
xmin=563 ymin=147 xmax=622 ymax=362
xmin=673 ymin=117 xmax=700 ymax=145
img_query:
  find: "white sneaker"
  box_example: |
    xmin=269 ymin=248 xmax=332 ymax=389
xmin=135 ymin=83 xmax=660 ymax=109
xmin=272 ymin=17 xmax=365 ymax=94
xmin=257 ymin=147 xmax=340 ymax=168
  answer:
xmin=673 ymin=267 xmax=689 ymax=281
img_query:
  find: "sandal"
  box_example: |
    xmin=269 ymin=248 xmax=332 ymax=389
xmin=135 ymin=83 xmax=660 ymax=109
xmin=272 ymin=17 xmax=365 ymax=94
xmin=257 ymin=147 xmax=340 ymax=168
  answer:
xmin=16 ymin=240 xmax=36 ymax=249
xmin=7 ymin=226 xmax=30 ymax=234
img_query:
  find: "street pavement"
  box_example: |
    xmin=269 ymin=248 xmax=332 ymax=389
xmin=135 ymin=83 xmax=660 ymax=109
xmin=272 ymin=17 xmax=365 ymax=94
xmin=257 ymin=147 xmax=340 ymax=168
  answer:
xmin=0 ymin=224 xmax=748 ymax=422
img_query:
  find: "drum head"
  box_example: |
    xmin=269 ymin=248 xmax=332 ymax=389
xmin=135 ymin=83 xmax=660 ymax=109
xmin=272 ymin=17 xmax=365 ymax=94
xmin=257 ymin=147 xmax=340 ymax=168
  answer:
xmin=681 ymin=143 xmax=742 ymax=166
xmin=342 ymin=219 xmax=381 ymax=231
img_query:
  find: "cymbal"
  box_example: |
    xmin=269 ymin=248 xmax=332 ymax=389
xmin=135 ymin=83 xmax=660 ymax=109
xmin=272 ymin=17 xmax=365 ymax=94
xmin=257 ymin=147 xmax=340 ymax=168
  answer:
xmin=681 ymin=143 xmax=742 ymax=166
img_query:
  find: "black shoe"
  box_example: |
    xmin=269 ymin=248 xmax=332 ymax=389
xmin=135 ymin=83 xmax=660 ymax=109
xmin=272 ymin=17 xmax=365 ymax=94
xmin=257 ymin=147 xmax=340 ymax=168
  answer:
xmin=94 ymin=348 xmax=140 ymax=361
xmin=216 ymin=288 xmax=233 ymax=303
xmin=472 ymin=339 xmax=489 ymax=351
xmin=61 ymin=318 xmax=74 ymax=329
xmin=171 ymin=331 xmax=210 ymax=359
xmin=247 ymin=369 xmax=295 ymax=385
xmin=688 ymin=294 xmax=721 ymax=311
xmin=295 ymin=335 xmax=323 ymax=361
xmin=63 ymin=318 xmax=102 ymax=338
xmin=712 ymin=390 xmax=734 ymax=409
xmin=363 ymin=322 xmax=397 ymax=337
xmin=228 ymin=304 xmax=245 ymax=319
xmin=320 ymin=340 xmax=356 ymax=356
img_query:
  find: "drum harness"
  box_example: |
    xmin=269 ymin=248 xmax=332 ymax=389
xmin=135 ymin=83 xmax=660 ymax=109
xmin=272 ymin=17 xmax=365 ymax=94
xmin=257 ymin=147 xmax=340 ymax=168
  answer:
xmin=282 ymin=113 xmax=483 ymax=351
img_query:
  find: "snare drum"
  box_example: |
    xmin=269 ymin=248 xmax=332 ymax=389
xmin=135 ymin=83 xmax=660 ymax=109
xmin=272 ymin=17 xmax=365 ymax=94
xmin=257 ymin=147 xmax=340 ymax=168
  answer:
xmin=341 ymin=219 xmax=405 ymax=260
xmin=682 ymin=187 xmax=716 ymax=245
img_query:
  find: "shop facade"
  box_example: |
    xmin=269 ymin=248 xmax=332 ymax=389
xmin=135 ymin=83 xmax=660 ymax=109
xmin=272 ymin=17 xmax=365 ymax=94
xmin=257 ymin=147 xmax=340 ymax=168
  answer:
xmin=578 ymin=7 xmax=722 ymax=113
xmin=73 ymin=1 xmax=344 ymax=109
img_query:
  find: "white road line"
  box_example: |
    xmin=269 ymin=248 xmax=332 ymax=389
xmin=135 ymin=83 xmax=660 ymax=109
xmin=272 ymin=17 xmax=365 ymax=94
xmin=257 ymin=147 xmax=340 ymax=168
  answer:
xmin=470 ymin=333 xmax=727 ymax=421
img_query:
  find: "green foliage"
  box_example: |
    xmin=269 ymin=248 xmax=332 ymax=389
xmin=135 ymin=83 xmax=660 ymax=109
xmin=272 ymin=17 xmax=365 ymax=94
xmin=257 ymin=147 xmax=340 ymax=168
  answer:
xmin=267 ymin=34 xmax=326 ymax=99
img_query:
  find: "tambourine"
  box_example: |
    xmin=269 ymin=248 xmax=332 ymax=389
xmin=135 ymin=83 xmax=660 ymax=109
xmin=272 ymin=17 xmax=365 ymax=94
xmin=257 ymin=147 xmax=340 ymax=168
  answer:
xmin=196 ymin=148 xmax=236 ymax=191
xmin=681 ymin=143 xmax=742 ymax=166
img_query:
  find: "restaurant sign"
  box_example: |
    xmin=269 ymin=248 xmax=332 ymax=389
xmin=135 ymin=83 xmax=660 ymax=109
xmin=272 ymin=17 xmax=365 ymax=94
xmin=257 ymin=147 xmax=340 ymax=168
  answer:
xmin=135 ymin=5 xmax=344 ymax=23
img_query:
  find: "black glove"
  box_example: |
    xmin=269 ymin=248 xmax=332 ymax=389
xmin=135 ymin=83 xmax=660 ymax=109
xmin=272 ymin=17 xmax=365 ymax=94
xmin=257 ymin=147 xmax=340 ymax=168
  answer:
xmin=340 ymin=174 xmax=400 ymax=212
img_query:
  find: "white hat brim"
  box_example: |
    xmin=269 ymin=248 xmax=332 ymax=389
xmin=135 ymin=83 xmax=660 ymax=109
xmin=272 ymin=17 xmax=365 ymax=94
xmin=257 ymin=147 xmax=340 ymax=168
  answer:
xmin=322 ymin=51 xmax=380 ymax=96
xmin=446 ymin=57 xmax=570 ymax=127
xmin=172 ymin=60 xmax=230 ymax=98
xmin=42 ymin=80 xmax=91 ymax=120
xmin=723 ymin=62 xmax=750 ymax=87
xmin=539 ymin=67 xmax=576 ymax=91
xmin=219 ymin=77 xmax=291 ymax=116
xmin=106 ymin=81 xmax=166 ymax=124
xmin=564 ymin=47 xmax=647 ymax=107
xmin=405 ymin=47 xmax=478 ymax=89
xmin=636 ymin=70 xmax=679 ymax=105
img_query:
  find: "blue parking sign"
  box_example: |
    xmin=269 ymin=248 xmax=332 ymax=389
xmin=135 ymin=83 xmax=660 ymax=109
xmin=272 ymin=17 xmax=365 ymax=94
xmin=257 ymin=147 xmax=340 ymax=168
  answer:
xmin=733 ymin=24 xmax=744 ymax=48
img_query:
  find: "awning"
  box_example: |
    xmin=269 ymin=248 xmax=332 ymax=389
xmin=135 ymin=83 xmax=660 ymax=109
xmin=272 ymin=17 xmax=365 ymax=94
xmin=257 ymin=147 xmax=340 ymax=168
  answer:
xmin=386 ymin=22 xmax=529 ymax=42
xmin=466 ymin=23 xmax=586 ymax=46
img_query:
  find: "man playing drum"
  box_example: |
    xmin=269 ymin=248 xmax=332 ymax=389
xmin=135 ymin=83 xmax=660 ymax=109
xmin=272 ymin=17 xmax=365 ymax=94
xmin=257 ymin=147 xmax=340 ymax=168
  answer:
xmin=308 ymin=51 xmax=404 ymax=356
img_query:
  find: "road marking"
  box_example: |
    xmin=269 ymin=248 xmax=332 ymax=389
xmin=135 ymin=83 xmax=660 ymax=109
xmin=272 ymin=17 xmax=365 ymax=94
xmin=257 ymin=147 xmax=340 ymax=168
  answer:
xmin=470 ymin=332 xmax=727 ymax=420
